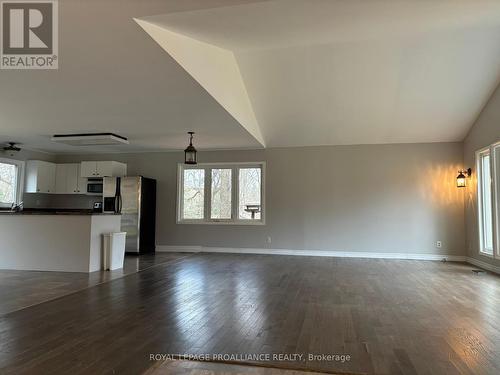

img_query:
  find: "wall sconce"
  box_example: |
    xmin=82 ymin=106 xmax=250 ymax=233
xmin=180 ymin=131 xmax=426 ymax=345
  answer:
xmin=456 ymin=168 xmax=471 ymax=188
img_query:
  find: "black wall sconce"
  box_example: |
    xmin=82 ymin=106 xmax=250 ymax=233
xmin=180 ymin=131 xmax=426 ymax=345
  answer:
xmin=184 ymin=132 xmax=197 ymax=165
xmin=457 ymin=168 xmax=472 ymax=188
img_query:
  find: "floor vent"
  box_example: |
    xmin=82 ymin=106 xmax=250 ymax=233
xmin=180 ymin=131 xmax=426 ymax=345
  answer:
xmin=472 ymin=269 xmax=486 ymax=275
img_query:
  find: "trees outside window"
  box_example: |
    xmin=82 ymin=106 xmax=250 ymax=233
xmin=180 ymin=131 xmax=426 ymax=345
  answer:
xmin=178 ymin=163 xmax=265 ymax=224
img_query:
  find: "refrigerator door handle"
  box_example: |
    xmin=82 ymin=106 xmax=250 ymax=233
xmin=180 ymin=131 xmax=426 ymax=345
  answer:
xmin=115 ymin=195 xmax=122 ymax=214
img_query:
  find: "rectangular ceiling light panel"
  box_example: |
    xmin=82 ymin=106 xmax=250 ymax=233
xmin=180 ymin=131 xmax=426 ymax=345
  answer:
xmin=51 ymin=133 xmax=129 ymax=146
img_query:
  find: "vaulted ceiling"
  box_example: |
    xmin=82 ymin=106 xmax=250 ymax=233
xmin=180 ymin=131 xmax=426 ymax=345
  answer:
xmin=1 ymin=0 xmax=499 ymax=153
xmin=0 ymin=0 xmax=265 ymax=153
xmin=137 ymin=0 xmax=500 ymax=147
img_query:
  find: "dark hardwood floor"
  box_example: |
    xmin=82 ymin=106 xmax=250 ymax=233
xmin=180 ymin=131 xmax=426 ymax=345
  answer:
xmin=1 ymin=254 xmax=500 ymax=375
xmin=145 ymin=359 xmax=330 ymax=375
xmin=0 ymin=252 xmax=189 ymax=316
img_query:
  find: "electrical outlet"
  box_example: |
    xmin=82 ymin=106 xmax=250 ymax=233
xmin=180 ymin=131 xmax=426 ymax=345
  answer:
xmin=267 ymin=236 xmax=272 ymax=244
xmin=436 ymin=241 xmax=442 ymax=248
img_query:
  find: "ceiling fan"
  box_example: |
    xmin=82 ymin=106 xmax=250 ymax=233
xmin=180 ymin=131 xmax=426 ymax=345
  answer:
xmin=3 ymin=142 xmax=21 ymax=153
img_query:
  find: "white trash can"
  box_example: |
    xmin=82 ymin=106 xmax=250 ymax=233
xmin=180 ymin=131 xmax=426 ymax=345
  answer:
xmin=102 ymin=232 xmax=127 ymax=271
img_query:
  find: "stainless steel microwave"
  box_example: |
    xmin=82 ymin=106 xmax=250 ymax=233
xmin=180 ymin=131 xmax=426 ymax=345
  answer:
xmin=86 ymin=178 xmax=103 ymax=194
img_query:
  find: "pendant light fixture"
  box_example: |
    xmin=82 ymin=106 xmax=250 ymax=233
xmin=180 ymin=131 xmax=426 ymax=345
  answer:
xmin=184 ymin=132 xmax=197 ymax=165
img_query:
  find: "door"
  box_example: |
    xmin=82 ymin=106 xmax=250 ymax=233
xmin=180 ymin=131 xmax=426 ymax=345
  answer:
xmin=80 ymin=162 xmax=97 ymax=177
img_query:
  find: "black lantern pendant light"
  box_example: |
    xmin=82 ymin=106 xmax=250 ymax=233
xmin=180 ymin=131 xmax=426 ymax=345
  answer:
xmin=184 ymin=132 xmax=197 ymax=165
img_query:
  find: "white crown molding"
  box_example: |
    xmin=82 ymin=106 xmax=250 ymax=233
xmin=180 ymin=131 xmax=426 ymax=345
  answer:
xmin=156 ymin=245 xmax=466 ymax=262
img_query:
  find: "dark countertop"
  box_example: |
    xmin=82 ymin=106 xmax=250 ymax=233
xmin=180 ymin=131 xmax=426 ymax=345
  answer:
xmin=0 ymin=209 xmax=120 ymax=215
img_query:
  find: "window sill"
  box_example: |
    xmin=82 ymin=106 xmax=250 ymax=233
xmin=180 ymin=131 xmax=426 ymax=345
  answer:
xmin=479 ymin=250 xmax=494 ymax=258
xmin=177 ymin=220 xmax=265 ymax=226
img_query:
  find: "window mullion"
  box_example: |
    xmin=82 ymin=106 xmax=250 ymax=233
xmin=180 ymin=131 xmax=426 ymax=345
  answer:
xmin=232 ymin=167 xmax=238 ymax=222
xmin=205 ymin=167 xmax=211 ymax=222
xmin=178 ymin=165 xmax=184 ymax=221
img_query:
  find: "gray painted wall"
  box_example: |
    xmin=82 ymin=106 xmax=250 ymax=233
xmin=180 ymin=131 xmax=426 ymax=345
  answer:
xmin=464 ymin=83 xmax=500 ymax=266
xmin=55 ymin=142 xmax=465 ymax=255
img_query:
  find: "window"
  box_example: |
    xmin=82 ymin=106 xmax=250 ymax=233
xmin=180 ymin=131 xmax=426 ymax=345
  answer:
xmin=177 ymin=162 xmax=265 ymax=224
xmin=477 ymin=142 xmax=500 ymax=257
xmin=239 ymin=167 xmax=262 ymax=220
xmin=211 ymin=169 xmax=232 ymax=219
xmin=478 ymin=150 xmax=493 ymax=254
xmin=0 ymin=158 xmax=24 ymax=208
xmin=182 ymin=168 xmax=205 ymax=220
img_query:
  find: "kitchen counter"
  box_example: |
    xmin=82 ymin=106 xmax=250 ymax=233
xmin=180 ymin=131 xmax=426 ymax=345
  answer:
xmin=0 ymin=214 xmax=121 ymax=272
xmin=0 ymin=209 xmax=119 ymax=215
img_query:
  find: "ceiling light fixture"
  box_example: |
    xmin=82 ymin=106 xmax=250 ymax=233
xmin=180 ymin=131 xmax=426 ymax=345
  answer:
xmin=457 ymin=168 xmax=471 ymax=188
xmin=51 ymin=133 xmax=129 ymax=146
xmin=184 ymin=132 xmax=197 ymax=165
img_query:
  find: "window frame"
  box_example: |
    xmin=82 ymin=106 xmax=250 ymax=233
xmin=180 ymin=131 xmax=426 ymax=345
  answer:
xmin=0 ymin=158 xmax=25 ymax=209
xmin=476 ymin=143 xmax=499 ymax=258
xmin=177 ymin=162 xmax=266 ymax=225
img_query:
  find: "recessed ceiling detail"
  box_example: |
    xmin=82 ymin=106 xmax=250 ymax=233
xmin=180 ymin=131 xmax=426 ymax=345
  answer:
xmin=135 ymin=19 xmax=265 ymax=147
xmin=1 ymin=0 xmax=499 ymax=153
xmin=137 ymin=0 xmax=500 ymax=147
xmin=0 ymin=0 xmax=265 ymax=154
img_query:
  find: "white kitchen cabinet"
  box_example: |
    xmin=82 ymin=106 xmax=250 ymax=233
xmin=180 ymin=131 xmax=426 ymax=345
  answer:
xmin=80 ymin=161 xmax=127 ymax=178
xmin=25 ymin=160 xmax=56 ymax=193
xmin=55 ymin=164 xmax=86 ymax=194
xmin=55 ymin=164 xmax=68 ymax=193
xmin=80 ymin=161 xmax=97 ymax=178
xmin=76 ymin=164 xmax=88 ymax=194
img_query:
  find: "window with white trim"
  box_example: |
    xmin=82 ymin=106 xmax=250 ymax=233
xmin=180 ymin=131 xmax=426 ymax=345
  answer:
xmin=0 ymin=158 xmax=24 ymax=208
xmin=478 ymin=149 xmax=493 ymax=254
xmin=477 ymin=142 xmax=499 ymax=257
xmin=177 ymin=162 xmax=265 ymax=224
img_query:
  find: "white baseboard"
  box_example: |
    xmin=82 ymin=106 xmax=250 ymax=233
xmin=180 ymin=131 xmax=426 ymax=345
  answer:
xmin=466 ymin=257 xmax=500 ymax=275
xmin=157 ymin=245 xmax=202 ymax=253
xmin=156 ymin=245 xmax=466 ymax=262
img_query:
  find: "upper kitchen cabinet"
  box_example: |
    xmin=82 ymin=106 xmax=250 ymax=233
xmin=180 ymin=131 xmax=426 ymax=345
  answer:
xmin=55 ymin=164 xmax=87 ymax=194
xmin=80 ymin=161 xmax=127 ymax=178
xmin=25 ymin=160 xmax=56 ymax=193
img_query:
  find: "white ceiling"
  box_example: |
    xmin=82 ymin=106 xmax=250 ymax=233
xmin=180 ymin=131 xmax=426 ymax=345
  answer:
xmin=0 ymin=0 xmax=265 ymax=154
xmin=1 ymin=0 xmax=500 ymax=153
xmin=139 ymin=0 xmax=500 ymax=147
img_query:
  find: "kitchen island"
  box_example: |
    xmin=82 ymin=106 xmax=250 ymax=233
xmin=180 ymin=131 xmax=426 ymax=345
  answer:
xmin=0 ymin=211 xmax=121 ymax=272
